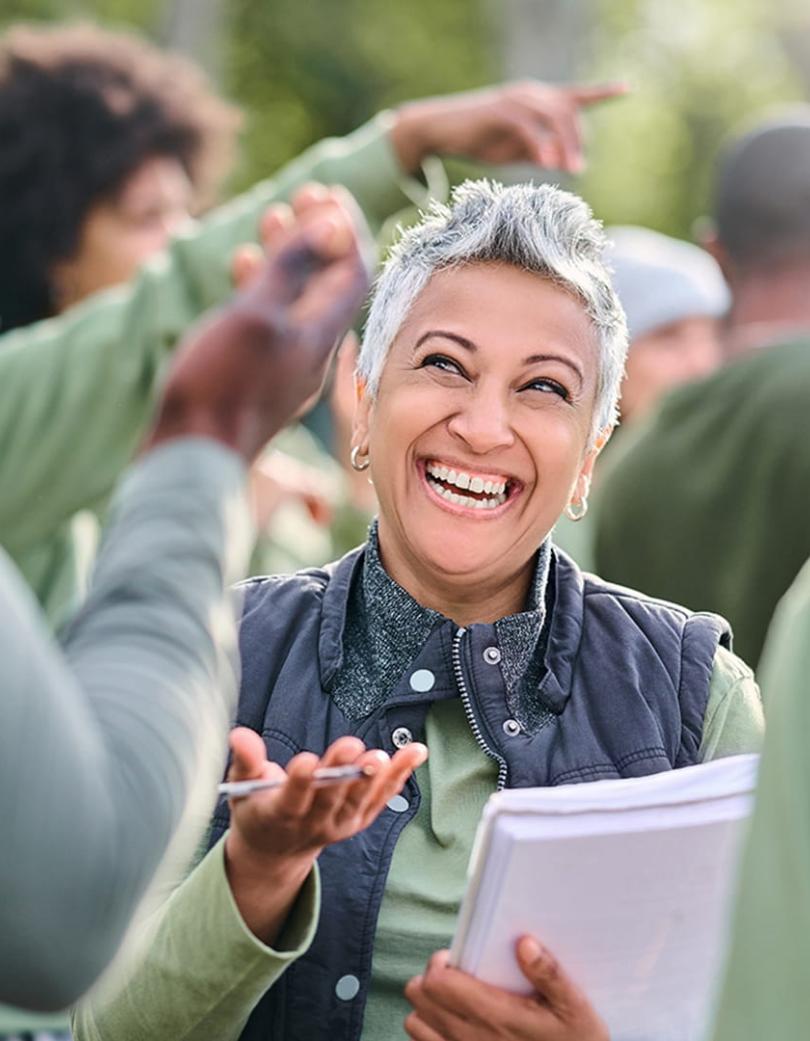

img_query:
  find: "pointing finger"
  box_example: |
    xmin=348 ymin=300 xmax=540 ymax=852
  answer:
xmin=569 ymin=81 xmax=630 ymax=105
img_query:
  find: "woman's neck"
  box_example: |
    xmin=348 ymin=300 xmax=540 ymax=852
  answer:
xmin=374 ymin=523 xmax=536 ymax=626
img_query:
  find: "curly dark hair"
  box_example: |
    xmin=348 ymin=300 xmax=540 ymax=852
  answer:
xmin=0 ymin=22 xmax=241 ymax=331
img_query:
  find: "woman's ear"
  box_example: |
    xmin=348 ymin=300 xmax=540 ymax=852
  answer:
xmin=352 ymin=377 xmax=371 ymax=452
xmin=592 ymin=424 xmax=613 ymax=457
xmin=581 ymin=424 xmax=613 ymax=477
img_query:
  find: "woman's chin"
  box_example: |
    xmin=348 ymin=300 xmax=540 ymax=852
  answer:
xmin=407 ymin=526 xmax=510 ymax=580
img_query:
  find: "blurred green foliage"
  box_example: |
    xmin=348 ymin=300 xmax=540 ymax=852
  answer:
xmin=579 ymin=0 xmax=805 ymax=236
xmin=221 ymin=0 xmax=497 ymax=192
xmin=1 ymin=0 xmax=808 ymax=238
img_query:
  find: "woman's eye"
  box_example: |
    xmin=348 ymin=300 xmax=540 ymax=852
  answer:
xmin=523 ymin=377 xmax=570 ymax=401
xmin=421 ymin=353 xmax=466 ymax=377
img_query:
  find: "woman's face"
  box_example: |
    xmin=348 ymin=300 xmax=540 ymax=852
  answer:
xmin=51 ymin=155 xmax=193 ymax=310
xmin=355 ymin=261 xmax=603 ymax=589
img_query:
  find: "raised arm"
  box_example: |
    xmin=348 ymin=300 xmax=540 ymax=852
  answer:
xmin=0 ymin=186 xmax=370 ymax=1011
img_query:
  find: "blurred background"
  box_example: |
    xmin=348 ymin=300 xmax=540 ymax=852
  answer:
xmin=2 ymin=0 xmax=809 ymax=237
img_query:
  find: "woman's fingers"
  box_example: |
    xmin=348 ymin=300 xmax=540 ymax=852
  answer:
xmin=274 ymin=750 xmax=320 ymax=817
xmin=304 ymin=735 xmax=370 ymax=818
xmin=516 ymin=935 xmax=599 ymax=1024
xmin=229 ymin=733 xmax=426 ymax=853
xmin=354 ymin=743 xmax=428 ymax=824
xmin=405 ymin=956 xmax=478 ymax=1040
xmin=228 ymin=726 xmax=272 ymax=780
xmin=404 ymin=1010 xmax=448 ymax=1041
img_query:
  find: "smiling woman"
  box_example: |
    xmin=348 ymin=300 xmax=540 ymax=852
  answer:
xmin=73 ymin=182 xmax=764 ymax=1041
xmin=354 ymin=258 xmax=606 ymax=621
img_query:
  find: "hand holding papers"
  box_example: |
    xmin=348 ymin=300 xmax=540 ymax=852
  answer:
xmin=450 ymin=755 xmax=758 ymax=1041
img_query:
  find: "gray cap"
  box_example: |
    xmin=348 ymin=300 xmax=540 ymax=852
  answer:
xmin=605 ymin=226 xmax=730 ymax=342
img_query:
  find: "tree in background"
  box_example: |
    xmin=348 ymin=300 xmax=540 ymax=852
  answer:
xmin=578 ymin=0 xmax=805 ymax=236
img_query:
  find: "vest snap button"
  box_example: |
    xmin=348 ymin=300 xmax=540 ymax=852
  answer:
xmin=483 ymin=646 xmax=502 ymax=665
xmin=387 ymin=793 xmax=410 ymax=813
xmin=409 ymin=669 xmax=435 ymax=692
xmin=502 ymin=718 xmax=521 ymax=737
xmin=335 ymin=974 xmax=360 ymax=1001
xmin=392 ymin=726 xmax=413 ymax=748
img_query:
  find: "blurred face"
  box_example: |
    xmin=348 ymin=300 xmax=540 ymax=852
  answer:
xmin=50 ymin=155 xmax=193 ymax=310
xmin=355 ymin=262 xmax=603 ymax=599
xmin=621 ymin=316 xmax=722 ymax=422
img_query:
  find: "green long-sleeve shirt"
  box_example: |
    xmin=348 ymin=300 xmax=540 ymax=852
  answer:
xmin=0 ymin=439 xmax=252 ymax=1024
xmin=73 ymin=645 xmax=762 ymax=1041
xmin=592 ymin=338 xmax=810 ymax=670
xmin=0 ymin=113 xmax=431 ymax=627
xmin=709 ymin=557 xmax=810 ymax=1041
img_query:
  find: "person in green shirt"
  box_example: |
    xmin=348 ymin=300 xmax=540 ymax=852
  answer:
xmin=709 ymin=556 xmax=810 ymax=1041
xmin=553 ymin=224 xmax=728 ymax=571
xmin=593 ymin=111 xmax=810 ymax=670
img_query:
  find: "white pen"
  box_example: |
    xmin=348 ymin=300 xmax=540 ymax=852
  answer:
xmin=218 ymin=763 xmax=376 ymax=799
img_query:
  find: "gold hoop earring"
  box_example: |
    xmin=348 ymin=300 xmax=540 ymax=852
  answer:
xmin=350 ymin=446 xmax=370 ymax=472
xmin=564 ymin=495 xmax=588 ymax=522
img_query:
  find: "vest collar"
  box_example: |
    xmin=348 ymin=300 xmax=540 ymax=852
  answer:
xmin=317 ymin=531 xmax=583 ymax=716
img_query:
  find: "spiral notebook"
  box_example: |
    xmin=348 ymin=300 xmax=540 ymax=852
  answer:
xmin=450 ymin=755 xmax=758 ymax=1041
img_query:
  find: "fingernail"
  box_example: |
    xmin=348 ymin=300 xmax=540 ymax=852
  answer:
xmin=519 ymin=936 xmax=543 ymax=961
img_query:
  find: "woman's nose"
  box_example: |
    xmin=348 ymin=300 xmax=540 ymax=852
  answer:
xmin=446 ymin=389 xmax=515 ymax=454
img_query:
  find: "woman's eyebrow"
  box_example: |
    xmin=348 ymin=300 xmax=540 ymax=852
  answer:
xmin=524 ymin=353 xmax=584 ymax=388
xmin=414 ymin=330 xmax=478 ymax=352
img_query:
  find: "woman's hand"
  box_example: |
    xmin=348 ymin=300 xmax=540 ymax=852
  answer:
xmin=404 ymin=938 xmax=609 ymax=1041
xmin=223 ymin=728 xmax=426 ymax=944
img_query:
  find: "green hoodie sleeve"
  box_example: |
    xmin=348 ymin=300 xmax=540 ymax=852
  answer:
xmin=0 ymin=439 xmax=252 ymax=1013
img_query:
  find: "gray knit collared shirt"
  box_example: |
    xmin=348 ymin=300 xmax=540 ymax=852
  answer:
xmin=331 ymin=523 xmax=554 ymax=734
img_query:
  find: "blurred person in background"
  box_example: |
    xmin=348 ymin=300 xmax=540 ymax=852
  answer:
xmin=605 ymin=226 xmax=728 ymax=425
xmin=0 ymin=186 xmax=410 ymax=1014
xmin=0 ymin=20 xmax=626 ymax=627
xmin=709 ymin=554 xmax=810 ymax=1040
xmin=73 ymin=180 xmax=762 ymax=1041
xmin=554 ymin=225 xmax=728 ymax=569
xmin=593 ymin=111 xmax=810 ymax=669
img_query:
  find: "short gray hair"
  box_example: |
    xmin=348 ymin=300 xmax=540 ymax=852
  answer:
xmin=358 ymin=179 xmax=628 ymax=438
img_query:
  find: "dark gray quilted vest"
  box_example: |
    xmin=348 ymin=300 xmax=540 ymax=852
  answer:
xmin=208 ymin=546 xmax=730 ymax=1041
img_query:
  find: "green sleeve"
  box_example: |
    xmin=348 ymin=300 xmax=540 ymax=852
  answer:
xmin=72 ymin=838 xmax=321 ymax=1041
xmin=0 ymin=440 xmax=252 ymax=1011
xmin=709 ymin=560 xmax=810 ymax=1041
xmin=698 ymin=645 xmax=764 ymax=761
xmin=0 ymin=113 xmax=428 ymax=563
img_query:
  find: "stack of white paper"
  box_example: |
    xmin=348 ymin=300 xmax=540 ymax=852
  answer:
xmin=450 ymin=755 xmax=758 ymax=1041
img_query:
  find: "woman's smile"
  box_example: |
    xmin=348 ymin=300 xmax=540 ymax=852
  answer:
xmin=418 ymin=457 xmax=522 ymax=516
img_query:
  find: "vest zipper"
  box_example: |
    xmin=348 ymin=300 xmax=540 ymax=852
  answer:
xmin=452 ymin=626 xmax=508 ymax=790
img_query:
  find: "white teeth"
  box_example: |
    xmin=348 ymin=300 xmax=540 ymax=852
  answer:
xmin=425 ymin=462 xmax=512 ymax=507
xmin=427 ymin=475 xmax=507 ymax=511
